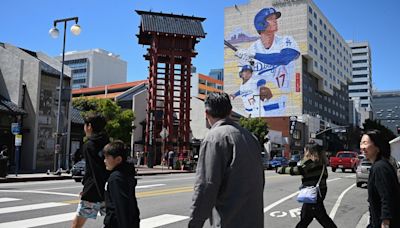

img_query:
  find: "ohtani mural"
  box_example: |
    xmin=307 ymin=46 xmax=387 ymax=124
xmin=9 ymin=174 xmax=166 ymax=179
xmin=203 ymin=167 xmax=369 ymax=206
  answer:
xmin=225 ymin=7 xmax=301 ymax=117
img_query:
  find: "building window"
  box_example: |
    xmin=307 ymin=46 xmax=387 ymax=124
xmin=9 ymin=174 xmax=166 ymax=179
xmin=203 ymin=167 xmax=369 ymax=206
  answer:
xmin=349 ymin=81 xmax=368 ymax=86
xmin=353 ymin=74 xmax=368 ymax=78
xmin=309 ymin=19 xmax=313 ymax=26
xmin=353 ymin=67 xmax=368 ymax=71
xmin=349 ymin=89 xmax=368 ymax=93
xmin=314 ymin=24 xmax=317 ymax=32
xmin=309 ymin=44 xmax=313 ymax=52
xmin=352 ymin=59 xmax=368 ymax=64
xmin=314 ymin=48 xmax=318 ymax=55
xmin=309 ymin=6 xmax=313 ymax=13
xmin=309 ymin=31 xmax=313 ymax=39
xmin=314 ymin=12 xmax=317 ymax=19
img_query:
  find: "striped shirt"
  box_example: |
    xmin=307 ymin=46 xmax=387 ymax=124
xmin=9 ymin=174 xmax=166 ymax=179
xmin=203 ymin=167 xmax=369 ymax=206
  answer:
xmin=280 ymin=159 xmax=328 ymax=201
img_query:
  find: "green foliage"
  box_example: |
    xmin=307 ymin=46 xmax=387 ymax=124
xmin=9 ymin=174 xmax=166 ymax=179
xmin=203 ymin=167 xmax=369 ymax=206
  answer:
xmin=239 ymin=117 xmax=269 ymax=145
xmin=72 ymin=97 xmax=135 ymax=143
xmin=363 ymin=119 xmax=396 ymax=142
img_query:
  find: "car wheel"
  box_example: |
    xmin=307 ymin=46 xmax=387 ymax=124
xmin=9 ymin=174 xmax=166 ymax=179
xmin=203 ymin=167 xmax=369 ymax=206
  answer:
xmin=332 ymin=167 xmax=336 ymax=172
xmin=74 ymin=178 xmax=82 ymax=182
xmin=342 ymin=168 xmax=345 ymax=173
xmin=356 ymin=182 xmax=362 ymax=188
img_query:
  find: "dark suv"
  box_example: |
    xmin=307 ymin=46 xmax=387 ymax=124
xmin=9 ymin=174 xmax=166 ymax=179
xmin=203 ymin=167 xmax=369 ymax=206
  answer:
xmin=71 ymin=160 xmax=85 ymax=182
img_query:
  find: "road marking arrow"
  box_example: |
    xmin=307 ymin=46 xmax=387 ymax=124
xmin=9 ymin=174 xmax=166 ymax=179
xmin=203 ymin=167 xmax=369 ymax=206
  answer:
xmin=289 ymin=207 xmax=301 ymax=217
xmin=270 ymin=211 xmax=287 ymax=218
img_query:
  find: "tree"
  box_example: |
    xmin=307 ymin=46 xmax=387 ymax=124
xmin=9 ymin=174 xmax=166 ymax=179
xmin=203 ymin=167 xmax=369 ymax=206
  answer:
xmin=239 ymin=117 xmax=269 ymax=145
xmin=363 ymin=119 xmax=396 ymax=142
xmin=73 ymin=97 xmax=135 ymax=143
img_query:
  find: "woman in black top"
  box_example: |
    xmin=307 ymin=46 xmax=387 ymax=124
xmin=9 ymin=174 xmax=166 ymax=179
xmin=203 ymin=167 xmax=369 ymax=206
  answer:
xmin=277 ymin=142 xmax=337 ymax=228
xmin=360 ymin=130 xmax=400 ymax=228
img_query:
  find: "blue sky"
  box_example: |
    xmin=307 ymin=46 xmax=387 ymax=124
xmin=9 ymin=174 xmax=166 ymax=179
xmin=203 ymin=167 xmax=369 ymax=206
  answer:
xmin=1 ymin=0 xmax=399 ymax=91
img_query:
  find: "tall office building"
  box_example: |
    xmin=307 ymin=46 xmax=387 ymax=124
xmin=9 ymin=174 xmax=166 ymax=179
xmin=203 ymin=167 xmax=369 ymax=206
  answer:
xmin=225 ymin=0 xmax=352 ymax=155
xmin=373 ymin=91 xmax=400 ymax=136
xmin=347 ymin=41 xmax=373 ymax=125
xmin=191 ymin=73 xmax=224 ymax=99
xmin=208 ymin=68 xmax=224 ymax=89
xmin=58 ymin=48 xmax=127 ymax=89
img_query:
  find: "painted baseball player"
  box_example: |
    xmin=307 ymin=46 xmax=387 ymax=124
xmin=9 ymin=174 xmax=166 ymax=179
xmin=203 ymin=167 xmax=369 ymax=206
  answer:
xmin=230 ymin=65 xmax=265 ymax=117
xmin=231 ymin=65 xmax=275 ymax=117
xmin=235 ymin=7 xmax=300 ymax=103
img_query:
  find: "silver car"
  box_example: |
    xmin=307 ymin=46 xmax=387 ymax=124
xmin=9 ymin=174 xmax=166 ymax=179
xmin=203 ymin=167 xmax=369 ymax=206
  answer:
xmin=356 ymin=159 xmax=400 ymax=188
xmin=356 ymin=159 xmax=371 ymax=188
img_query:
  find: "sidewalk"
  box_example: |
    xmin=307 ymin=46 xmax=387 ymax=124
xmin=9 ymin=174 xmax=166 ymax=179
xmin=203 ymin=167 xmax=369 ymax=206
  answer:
xmin=0 ymin=165 xmax=193 ymax=183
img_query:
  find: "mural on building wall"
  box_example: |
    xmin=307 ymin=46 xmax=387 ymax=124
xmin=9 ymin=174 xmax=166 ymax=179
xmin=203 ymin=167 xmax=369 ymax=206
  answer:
xmin=225 ymin=7 xmax=302 ymax=117
xmin=39 ymin=89 xmax=53 ymax=125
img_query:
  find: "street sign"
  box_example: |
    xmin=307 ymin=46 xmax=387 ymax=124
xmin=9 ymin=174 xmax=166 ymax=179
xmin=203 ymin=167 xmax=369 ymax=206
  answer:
xmin=11 ymin=123 xmax=21 ymax=135
xmin=15 ymin=134 xmax=22 ymax=146
xmin=289 ymin=116 xmax=297 ymax=135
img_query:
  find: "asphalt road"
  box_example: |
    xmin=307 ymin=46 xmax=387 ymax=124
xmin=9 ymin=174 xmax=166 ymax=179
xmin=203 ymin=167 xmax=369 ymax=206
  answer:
xmin=0 ymin=170 xmax=369 ymax=228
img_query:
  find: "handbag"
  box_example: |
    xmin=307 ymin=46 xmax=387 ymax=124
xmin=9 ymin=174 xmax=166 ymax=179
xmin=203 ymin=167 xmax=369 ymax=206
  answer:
xmin=297 ymin=165 xmax=325 ymax=204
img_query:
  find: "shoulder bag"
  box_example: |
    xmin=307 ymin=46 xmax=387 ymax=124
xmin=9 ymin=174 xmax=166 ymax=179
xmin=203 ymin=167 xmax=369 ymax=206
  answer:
xmin=297 ymin=165 xmax=325 ymax=204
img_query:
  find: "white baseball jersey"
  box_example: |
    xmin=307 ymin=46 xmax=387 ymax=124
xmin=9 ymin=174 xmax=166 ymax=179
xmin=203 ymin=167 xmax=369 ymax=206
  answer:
xmin=235 ymin=75 xmax=261 ymax=114
xmin=246 ymin=35 xmax=299 ymax=92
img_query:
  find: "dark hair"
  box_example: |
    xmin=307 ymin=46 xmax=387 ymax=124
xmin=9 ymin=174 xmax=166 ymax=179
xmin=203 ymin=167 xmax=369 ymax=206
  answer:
xmin=304 ymin=141 xmax=327 ymax=165
xmin=103 ymin=140 xmax=128 ymax=162
xmin=362 ymin=129 xmax=391 ymax=159
xmin=84 ymin=112 xmax=106 ymax=133
xmin=204 ymin=92 xmax=232 ymax=119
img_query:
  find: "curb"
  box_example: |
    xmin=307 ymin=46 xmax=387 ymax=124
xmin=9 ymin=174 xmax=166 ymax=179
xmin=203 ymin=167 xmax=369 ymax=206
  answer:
xmin=136 ymin=170 xmax=194 ymax=176
xmin=0 ymin=170 xmax=194 ymax=183
xmin=0 ymin=175 xmax=71 ymax=183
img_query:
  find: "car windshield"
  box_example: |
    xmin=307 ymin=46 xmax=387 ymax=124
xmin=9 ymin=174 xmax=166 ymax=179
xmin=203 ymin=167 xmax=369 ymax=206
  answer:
xmin=360 ymin=159 xmax=371 ymax=166
xmin=291 ymin=155 xmax=300 ymax=160
xmin=338 ymin=153 xmax=354 ymax=158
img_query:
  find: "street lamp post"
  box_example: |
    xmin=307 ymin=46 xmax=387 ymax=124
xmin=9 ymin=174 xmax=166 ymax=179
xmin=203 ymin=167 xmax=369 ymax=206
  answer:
xmin=49 ymin=17 xmax=81 ymax=174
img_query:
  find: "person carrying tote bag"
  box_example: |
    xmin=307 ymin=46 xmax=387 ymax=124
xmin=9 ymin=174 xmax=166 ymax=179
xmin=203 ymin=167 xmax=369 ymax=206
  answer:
xmin=277 ymin=142 xmax=337 ymax=228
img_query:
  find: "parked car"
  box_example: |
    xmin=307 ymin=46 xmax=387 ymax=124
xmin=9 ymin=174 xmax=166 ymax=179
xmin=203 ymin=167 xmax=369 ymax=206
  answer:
xmin=356 ymin=159 xmax=400 ymax=188
xmin=289 ymin=154 xmax=301 ymax=167
xmin=71 ymin=160 xmax=85 ymax=182
xmin=261 ymin=152 xmax=271 ymax=169
xmin=356 ymin=159 xmax=372 ymax=187
xmin=270 ymin=157 xmax=289 ymax=169
xmin=329 ymin=151 xmax=360 ymax=173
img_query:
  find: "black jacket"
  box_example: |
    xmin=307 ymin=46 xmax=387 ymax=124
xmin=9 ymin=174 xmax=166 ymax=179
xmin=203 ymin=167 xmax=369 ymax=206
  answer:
xmin=368 ymin=158 xmax=400 ymax=228
xmin=81 ymin=132 xmax=110 ymax=202
xmin=104 ymin=162 xmax=140 ymax=228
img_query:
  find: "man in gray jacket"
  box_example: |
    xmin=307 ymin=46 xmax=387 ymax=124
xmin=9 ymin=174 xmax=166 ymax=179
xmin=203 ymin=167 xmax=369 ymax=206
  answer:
xmin=189 ymin=92 xmax=265 ymax=228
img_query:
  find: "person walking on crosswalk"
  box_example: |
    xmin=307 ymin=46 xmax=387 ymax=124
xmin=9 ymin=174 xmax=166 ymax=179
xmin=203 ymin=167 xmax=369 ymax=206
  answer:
xmin=103 ymin=140 xmax=140 ymax=228
xmin=277 ymin=141 xmax=337 ymax=228
xmin=189 ymin=92 xmax=265 ymax=228
xmin=71 ymin=113 xmax=110 ymax=228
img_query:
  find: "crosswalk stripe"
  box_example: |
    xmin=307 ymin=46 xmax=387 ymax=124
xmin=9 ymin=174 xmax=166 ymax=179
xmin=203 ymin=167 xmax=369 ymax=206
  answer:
xmin=0 ymin=202 xmax=68 ymax=214
xmin=0 ymin=198 xmax=21 ymax=203
xmin=0 ymin=212 xmax=76 ymax=228
xmin=140 ymin=214 xmax=189 ymax=228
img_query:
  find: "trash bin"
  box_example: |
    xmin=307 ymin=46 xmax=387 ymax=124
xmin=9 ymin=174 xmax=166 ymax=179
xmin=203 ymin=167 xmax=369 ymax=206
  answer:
xmin=0 ymin=157 xmax=8 ymax=177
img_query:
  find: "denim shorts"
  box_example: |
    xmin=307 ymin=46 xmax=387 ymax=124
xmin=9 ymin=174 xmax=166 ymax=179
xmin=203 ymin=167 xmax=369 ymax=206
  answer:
xmin=76 ymin=200 xmax=106 ymax=219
